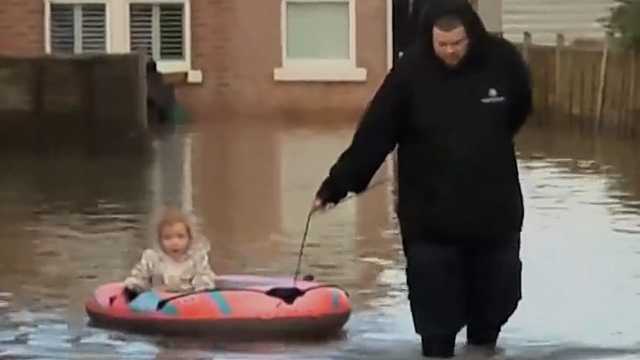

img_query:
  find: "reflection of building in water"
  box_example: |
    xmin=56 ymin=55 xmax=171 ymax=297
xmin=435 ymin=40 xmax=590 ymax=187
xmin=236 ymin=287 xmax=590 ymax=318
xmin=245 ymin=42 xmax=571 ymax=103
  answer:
xmin=278 ymin=126 xmax=401 ymax=302
xmin=149 ymin=131 xmax=199 ymax=238
xmin=193 ymin=120 xmax=283 ymax=273
xmin=278 ymin=127 xmax=357 ymax=279
xmin=151 ymin=132 xmax=193 ymax=210
xmin=354 ymin=159 xmax=402 ymax=303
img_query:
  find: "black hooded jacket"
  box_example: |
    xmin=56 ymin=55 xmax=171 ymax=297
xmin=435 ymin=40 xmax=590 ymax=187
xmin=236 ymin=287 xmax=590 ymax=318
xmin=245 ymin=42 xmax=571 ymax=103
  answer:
xmin=317 ymin=0 xmax=533 ymax=243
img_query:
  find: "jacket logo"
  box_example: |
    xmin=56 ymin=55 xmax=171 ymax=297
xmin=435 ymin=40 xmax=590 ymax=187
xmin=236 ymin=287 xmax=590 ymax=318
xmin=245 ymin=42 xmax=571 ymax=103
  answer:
xmin=481 ymin=88 xmax=506 ymax=104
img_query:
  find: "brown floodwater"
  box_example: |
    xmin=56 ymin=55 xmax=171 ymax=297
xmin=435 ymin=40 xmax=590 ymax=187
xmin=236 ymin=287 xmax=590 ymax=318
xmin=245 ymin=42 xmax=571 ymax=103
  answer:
xmin=0 ymin=119 xmax=639 ymax=359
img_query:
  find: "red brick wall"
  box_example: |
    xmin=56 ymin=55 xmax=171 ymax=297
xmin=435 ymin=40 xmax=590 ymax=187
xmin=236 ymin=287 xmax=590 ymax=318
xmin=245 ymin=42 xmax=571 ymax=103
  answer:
xmin=0 ymin=0 xmax=44 ymax=56
xmin=180 ymin=0 xmax=389 ymax=116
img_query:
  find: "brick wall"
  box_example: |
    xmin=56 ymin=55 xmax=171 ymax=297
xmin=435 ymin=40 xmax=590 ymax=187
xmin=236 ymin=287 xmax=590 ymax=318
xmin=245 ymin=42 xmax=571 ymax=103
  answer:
xmin=179 ymin=0 xmax=389 ymax=117
xmin=0 ymin=0 xmax=44 ymax=56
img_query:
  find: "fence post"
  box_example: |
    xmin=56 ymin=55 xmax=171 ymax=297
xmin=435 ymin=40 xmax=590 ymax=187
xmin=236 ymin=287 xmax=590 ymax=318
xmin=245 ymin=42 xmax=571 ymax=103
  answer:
xmin=522 ymin=31 xmax=532 ymax=62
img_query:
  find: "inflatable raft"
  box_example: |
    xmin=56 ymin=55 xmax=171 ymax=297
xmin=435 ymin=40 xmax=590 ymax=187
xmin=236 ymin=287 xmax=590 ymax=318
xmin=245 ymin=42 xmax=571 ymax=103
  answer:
xmin=85 ymin=275 xmax=351 ymax=338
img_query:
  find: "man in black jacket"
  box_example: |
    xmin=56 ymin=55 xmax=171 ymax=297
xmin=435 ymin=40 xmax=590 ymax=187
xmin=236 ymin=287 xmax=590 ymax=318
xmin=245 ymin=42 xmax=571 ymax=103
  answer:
xmin=312 ymin=0 xmax=532 ymax=358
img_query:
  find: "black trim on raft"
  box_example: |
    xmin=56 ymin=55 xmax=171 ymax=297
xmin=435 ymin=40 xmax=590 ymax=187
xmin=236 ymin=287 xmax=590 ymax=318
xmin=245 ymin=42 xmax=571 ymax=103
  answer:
xmin=155 ymin=285 xmax=350 ymax=310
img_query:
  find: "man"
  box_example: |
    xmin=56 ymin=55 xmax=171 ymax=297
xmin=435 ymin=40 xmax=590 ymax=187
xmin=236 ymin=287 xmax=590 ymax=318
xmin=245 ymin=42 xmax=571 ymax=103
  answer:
xmin=145 ymin=59 xmax=176 ymax=124
xmin=407 ymin=0 xmax=436 ymax=51
xmin=312 ymin=0 xmax=532 ymax=358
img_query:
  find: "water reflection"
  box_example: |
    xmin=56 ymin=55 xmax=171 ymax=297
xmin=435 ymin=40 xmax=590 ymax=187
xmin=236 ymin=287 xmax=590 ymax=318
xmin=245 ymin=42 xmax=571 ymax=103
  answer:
xmin=194 ymin=120 xmax=284 ymax=273
xmin=0 ymin=121 xmax=639 ymax=359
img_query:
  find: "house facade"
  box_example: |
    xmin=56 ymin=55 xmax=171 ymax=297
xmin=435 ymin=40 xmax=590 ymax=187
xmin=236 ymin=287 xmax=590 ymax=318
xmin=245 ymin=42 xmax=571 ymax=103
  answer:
xmin=502 ymin=0 xmax=613 ymax=45
xmin=0 ymin=0 xmax=488 ymax=117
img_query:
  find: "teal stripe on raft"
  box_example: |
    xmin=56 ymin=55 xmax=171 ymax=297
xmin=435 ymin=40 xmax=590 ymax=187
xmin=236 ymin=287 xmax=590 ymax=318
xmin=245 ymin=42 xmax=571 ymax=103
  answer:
xmin=209 ymin=292 xmax=232 ymax=315
xmin=161 ymin=302 xmax=178 ymax=315
xmin=129 ymin=291 xmax=177 ymax=315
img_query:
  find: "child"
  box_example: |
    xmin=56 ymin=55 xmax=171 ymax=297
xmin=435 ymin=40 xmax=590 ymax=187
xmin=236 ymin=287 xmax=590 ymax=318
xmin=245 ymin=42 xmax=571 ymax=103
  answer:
xmin=123 ymin=207 xmax=216 ymax=300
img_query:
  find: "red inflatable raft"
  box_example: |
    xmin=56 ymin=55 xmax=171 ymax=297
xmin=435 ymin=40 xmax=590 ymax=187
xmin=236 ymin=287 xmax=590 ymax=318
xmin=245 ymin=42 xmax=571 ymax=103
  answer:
xmin=85 ymin=275 xmax=351 ymax=338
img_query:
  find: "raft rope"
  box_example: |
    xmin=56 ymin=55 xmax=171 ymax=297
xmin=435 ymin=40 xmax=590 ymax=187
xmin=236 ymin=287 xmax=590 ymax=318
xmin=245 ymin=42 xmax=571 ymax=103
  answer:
xmin=292 ymin=210 xmax=313 ymax=287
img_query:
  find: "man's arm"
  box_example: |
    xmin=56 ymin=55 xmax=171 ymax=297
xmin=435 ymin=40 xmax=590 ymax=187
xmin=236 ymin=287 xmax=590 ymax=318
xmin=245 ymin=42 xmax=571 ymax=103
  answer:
xmin=315 ymin=64 xmax=410 ymax=206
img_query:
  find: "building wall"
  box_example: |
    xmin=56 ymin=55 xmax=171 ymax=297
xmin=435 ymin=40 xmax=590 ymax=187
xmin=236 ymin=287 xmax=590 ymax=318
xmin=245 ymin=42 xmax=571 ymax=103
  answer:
xmin=181 ymin=0 xmax=389 ymax=116
xmin=477 ymin=0 xmax=502 ymax=34
xmin=0 ymin=0 xmax=44 ymax=57
xmin=502 ymin=0 xmax=613 ymax=45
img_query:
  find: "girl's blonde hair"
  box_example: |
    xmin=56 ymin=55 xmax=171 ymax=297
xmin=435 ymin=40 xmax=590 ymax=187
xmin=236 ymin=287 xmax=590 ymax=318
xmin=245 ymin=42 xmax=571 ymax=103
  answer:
xmin=156 ymin=207 xmax=193 ymax=241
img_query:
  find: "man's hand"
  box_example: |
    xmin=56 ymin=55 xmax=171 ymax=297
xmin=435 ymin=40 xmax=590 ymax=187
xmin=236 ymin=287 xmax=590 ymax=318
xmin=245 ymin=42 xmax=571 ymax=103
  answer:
xmin=310 ymin=197 xmax=335 ymax=214
xmin=310 ymin=198 xmax=325 ymax=214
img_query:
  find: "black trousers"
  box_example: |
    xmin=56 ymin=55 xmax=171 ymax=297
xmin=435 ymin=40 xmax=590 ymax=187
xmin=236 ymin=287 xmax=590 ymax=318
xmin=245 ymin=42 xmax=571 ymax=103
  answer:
xmin=404 ymin=234 xmax=522 ymax=339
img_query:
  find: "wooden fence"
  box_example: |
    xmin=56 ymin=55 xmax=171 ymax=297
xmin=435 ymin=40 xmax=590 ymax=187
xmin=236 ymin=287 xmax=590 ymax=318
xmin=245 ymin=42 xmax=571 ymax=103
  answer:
xmin=0 ymin=53 xmax=148 ymax=151
xmin=520 ymin=32 xmax=639 ymax=137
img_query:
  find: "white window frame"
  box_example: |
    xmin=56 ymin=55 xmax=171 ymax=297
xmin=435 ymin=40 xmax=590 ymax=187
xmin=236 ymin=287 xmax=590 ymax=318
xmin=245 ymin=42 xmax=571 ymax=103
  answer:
xmin=44 ymin=0 xmax=112 ymax=54
xmin=274 ymin=0 xmax=367 ymax=82
xmin=124 ymin=0 xmax=192 ymax=74
xmin=386 ymin=0 xmax=392 ymax=70
xmin=45 ymin=0 xmax=196 ymax=77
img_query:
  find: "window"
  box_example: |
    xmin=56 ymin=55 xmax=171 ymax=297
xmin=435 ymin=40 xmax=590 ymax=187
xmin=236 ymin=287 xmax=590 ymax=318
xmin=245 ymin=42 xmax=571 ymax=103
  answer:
xmin=44 ymin=0 xmax=197 ymax=77
xmin=129 ymin=3 xmax=185 ymax=61
xmin=287 ymin=2 xmax=349 ymax=60
xmin=274 ymin=0 xmax=367 ymax=82
xmin=47 ymin=2 xmax=107 ymax=54
xmin=128 ymin=1 xmax=191 ymax=73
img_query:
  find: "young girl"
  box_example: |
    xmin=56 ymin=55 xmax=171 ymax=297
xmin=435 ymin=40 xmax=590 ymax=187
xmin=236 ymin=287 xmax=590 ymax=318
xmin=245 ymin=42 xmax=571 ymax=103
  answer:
xmin=123 ymin=207 xmax=216 ymax=300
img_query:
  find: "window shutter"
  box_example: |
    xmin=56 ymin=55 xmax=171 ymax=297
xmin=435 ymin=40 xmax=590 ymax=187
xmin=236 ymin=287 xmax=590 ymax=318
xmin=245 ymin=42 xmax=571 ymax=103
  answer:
xmin=81 ymin=4 xmax=106 ymax=53
xmin=159 ymin=4 xmax=184 ymax=60
xmin=50 ymin=4 xmax=75 ymax=54
xmin=130 ymin=4 xmax=154 ymax=57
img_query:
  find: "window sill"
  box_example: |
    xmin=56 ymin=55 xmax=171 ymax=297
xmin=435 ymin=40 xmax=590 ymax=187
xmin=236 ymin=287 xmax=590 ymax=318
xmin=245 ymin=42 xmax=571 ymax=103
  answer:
xmin=157 ymin=61 xmax=190 ymax=74
xmin=156 ymin=62 xmax=202 ymax=84
xmin=273 ymin=65 xmax=367 ymax=82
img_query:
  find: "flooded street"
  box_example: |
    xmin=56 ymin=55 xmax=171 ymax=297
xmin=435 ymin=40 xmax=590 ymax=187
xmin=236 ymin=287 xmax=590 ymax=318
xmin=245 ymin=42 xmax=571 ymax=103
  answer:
xmin=0 ymin=119 xmax=639 ymax=359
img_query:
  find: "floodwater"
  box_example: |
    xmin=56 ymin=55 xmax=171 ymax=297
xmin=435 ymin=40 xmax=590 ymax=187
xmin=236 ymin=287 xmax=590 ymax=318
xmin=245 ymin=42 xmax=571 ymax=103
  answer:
xmin=0 ymin=119 xmax=639 ymax=359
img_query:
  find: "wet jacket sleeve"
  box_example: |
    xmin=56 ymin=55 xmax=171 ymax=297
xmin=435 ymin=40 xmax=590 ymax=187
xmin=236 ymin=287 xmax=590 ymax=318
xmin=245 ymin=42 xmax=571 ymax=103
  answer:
xmin=506 ymin=44 xmax=533 ymax=135
xmin=316 ymin=67 xmax=408 ymax=204
xmin=191 ymin=253 xmax=216 ymax=291
xmin=124 ymin=249 xmax=155 ymax=292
